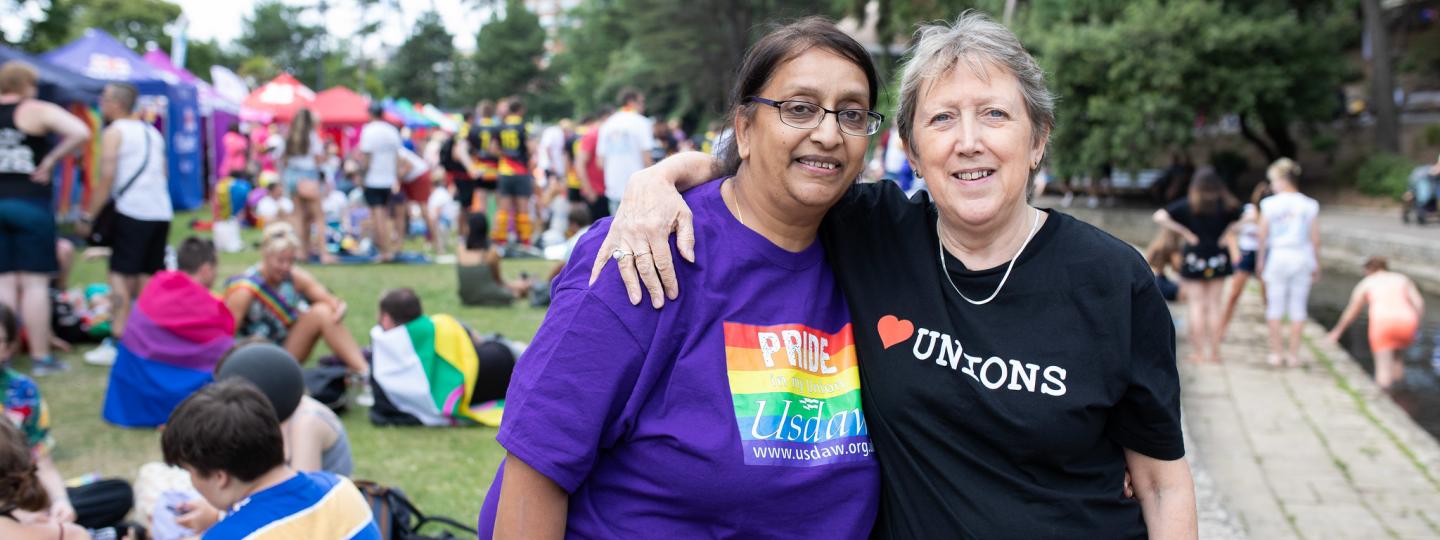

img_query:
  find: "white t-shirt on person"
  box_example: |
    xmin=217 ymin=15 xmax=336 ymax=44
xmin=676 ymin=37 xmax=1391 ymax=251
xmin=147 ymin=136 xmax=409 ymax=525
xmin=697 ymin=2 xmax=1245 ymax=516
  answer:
xmin=596 ymin=110 xmax=653 ymax=200
xmin=399 ymin=147 xmax=428 ymax=183
xmin=358 ymin=120 xmax=402 ymax=189
xmin=1259 ymin=191 xmax=1318 ymax=253
xmin=111 ymin=119 xmax=172 ymax=222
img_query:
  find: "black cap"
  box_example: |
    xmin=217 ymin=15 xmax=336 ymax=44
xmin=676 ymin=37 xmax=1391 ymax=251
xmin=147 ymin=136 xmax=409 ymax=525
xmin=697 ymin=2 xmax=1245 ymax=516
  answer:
xmin=215 ymin=343 xmax=305 ymax=422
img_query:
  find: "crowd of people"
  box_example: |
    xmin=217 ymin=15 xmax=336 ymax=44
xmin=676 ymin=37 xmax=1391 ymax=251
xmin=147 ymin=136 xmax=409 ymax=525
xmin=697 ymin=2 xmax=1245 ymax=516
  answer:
xmin=1143 ymin=155 xmax=1429 ymax=391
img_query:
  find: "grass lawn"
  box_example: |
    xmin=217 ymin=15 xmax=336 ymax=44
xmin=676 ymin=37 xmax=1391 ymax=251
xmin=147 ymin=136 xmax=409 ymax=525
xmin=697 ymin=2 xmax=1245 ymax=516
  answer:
xmin=24 ymin=211 xmax=557 ymax=528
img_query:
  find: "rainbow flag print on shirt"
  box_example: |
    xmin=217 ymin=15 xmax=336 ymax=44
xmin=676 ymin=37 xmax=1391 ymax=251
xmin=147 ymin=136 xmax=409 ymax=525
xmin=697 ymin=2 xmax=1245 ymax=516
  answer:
xmin=724 ymin=322 xmax=872 ymax=467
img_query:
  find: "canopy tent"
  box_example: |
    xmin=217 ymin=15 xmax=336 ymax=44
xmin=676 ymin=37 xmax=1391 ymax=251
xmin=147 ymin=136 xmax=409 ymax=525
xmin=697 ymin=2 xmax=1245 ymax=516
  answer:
xmin=311 ymin=87 xmax=370 ymax=126
xmin=420 ymin=104 xmax=458 ymax=132
xmin=0 ymin=45 xmax=107 ymax=104
xmin=142 ymin=50 xmax=239 ymax=114
xmin=141 ymin=50 xmax=240 ymax=190
xmin=384 ymin=98 xmax=434 ymax=128
xmin=43 ymin=29 xmax=205 ymax=210
xmin=242 ymin=73 xmax=315 ymax=124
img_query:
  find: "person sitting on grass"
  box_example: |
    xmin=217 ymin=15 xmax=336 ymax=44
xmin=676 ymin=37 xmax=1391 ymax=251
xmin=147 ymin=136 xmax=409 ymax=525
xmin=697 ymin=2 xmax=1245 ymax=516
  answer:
xmin=223 ymin=223 xmax=369 ymax=377
xmin=1 ymin=304 xmax=137 ymax=532
xmin=370 ymin=288 xmax=516 ymax=426
xmin=456 ymin=213 xmax=533 ymax=307
xmin=0 ymin=304 xmax=73 ymax=526
xmin=0 ymin=420 xmax=90 ymax=540
xmin=103 ymin=237 xmax=235 ymax=428
xmin=215 ymin=340 xmax=353 ymax=477
xmin=164 ymin=379 xmax=379 ymax=539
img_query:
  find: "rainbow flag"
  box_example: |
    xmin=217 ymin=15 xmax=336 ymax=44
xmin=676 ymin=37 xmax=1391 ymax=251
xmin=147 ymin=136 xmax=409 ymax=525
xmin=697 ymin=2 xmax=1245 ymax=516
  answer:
xmin=369 ymin=314 xmax=488 ymax=426
xmin=723 ymin=322 xmax=872 ymax=467
xmin=103 ymin=271 xmax=236 ymax=427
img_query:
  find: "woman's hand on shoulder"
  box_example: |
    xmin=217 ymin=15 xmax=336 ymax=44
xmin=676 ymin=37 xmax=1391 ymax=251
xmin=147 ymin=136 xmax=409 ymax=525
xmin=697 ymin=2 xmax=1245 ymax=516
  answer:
xmin=587 ymin=164 xmax=699 ymax=309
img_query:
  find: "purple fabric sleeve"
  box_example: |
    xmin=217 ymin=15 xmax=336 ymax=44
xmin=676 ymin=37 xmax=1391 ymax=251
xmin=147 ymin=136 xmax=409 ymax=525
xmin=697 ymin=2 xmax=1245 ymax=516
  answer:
xmin=495 ymin=221 xmax=653 ymax=493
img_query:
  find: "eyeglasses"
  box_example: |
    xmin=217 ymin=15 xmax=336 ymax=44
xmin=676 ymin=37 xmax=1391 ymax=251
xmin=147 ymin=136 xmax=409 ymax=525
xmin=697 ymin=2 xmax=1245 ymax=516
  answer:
xmin=748 ymin=97 xmax=884 ymax=137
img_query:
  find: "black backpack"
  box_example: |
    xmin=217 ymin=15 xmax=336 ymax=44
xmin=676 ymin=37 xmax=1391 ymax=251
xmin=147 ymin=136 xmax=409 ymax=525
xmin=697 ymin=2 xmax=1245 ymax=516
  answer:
xmin=355 ymin=480 xmax=478 ymax=540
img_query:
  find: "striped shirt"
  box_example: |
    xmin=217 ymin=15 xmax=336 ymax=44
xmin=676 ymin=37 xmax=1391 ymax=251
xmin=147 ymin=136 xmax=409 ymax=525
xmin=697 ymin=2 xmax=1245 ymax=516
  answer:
xmin=204 ymin=471 xmax=380 ymax=540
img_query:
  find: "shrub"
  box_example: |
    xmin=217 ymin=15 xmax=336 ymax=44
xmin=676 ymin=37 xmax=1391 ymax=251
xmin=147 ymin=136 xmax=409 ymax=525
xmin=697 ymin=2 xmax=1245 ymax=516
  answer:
xmin=1353 ymin=152 xmax=1415 ymax=200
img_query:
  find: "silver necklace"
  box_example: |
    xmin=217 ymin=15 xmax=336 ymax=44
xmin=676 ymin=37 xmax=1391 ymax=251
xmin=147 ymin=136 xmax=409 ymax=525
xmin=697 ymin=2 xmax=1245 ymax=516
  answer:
xmin=937 ymin=208 xmax=1043 ymax=306
xmin=730 ymin=178 xmax=745 ymax=227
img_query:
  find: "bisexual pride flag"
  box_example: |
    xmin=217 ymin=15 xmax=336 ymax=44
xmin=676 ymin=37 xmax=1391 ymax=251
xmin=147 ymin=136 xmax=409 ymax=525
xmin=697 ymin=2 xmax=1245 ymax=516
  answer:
xmin=103 ymin=271 xmax=236 ymax=427
xmin=369 ymin=314 xmax=489 ymax=426
xmin=723 ymin=322 xmax=873 ymax=467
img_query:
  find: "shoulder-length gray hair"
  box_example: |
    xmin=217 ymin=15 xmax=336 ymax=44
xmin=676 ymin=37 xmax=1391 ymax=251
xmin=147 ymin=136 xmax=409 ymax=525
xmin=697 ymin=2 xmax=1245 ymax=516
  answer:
xmin=896 ymin=11 xmax=1055 ymax=157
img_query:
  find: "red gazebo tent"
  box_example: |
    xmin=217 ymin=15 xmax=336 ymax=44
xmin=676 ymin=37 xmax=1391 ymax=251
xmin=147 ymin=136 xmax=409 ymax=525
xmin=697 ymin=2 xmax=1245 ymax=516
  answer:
xmin=241 ymin=73 xmax=315 ymax=123
xmin=311 ymin=87 xmax=370 ymax=126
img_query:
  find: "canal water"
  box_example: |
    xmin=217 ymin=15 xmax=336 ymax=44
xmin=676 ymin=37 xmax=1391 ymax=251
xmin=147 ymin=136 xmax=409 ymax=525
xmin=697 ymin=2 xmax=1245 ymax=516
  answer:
xmin=1309 ymin=269 xmax=1440 ymax=440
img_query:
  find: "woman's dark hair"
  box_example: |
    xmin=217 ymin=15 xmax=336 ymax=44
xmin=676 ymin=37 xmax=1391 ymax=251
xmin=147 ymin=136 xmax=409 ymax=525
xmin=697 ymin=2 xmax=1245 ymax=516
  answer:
xmin=714 ymin=16 xmax=880 ymax=177
xmin=1249 ymin=179 xmax=1273 ymax=207
xmin=285 ymin=109 xmax=316 ymax=158
xmin=467 ymin=213 xmax=491 ymax=250
xmin=0 ymin=303 xmax=16 ymax=348
xmin=0 ymin=420 xmax=50 ymax=512
xmin=162 ymin=378 xmax=286 ymax=482
xmin=1187 ymin=166 xmax=1239 ymax=216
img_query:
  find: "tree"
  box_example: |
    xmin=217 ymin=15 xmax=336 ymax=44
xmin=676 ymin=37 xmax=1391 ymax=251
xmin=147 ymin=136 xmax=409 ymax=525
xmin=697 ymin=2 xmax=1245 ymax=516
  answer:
xmin=548 ymin=0 xmax=631 ymax=115
xmin=834 ymin=0 xmax=1004 ymax=78
xmin=14 ymin=0 xmax=79 ymax=53
xmin=183 ymin=39 xmax=239 ymax=83
xmin=12 ymin=0 xmax=181 ymax=54
xmin=236 ymin=0 xmax=327 ymax=87
xmin=75 ymin=0 xmax=182 ymax=52
xmin=1026 ymin=0 xmax=1356 ymax=177
xmin=1361 ymin=0 xmax=1399 ymax=153
xmin=382 ymin=10 xmax=456 ymax=105
xmin=463 ymin=0 xmax=547 ymax=104
xmin=548 ymin=0 xmax=842 ymax=124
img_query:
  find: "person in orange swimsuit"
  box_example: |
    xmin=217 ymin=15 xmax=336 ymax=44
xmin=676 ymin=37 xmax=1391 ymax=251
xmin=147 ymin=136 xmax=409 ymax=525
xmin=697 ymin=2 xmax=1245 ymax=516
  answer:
xmin=1326 ymin=257 xmax=1425 ymax=390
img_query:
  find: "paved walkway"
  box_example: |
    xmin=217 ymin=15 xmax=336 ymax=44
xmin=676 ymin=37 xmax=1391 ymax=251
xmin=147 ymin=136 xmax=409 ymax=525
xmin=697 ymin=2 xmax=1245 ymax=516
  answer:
xmin=1181 ymin=288 xmax=1440 ymax=539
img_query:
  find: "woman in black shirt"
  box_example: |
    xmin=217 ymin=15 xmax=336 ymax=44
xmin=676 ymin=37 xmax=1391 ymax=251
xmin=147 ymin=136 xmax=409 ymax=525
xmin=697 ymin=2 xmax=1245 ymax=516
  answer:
xmin=590 ymin=12 xmax=1197 ymax=540
xmin=1152 ymin=169 xmax=1242 ymax=363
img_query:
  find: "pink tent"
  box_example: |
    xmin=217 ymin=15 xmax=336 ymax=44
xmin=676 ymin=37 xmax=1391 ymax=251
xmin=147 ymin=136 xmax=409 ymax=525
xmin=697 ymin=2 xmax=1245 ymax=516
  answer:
xmin=311 ymin=87 xmax=370 ymax=126
xmin=241 ymin=73 xmax=314 ymax=123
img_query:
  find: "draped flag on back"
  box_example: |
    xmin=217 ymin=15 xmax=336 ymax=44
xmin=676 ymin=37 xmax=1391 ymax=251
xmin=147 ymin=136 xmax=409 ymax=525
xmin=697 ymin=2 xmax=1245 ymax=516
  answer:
xmin=103 ymin=271 xmax=235 ymax=427
xmin=369 ymin=314 xmax=492 ymax=426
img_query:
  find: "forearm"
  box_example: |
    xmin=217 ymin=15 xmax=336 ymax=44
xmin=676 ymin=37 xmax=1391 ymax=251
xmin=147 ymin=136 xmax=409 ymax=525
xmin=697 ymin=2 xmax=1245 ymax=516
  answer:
xmin=35 ymin=455 xmax=69 ymax=508
xmin=656 ymin=151 xmax=721 ymax=191
xmin=44 ymin=133 xmax=89 ymax=169
xmin=1137 ymin=482 xmax=1198 ymax=540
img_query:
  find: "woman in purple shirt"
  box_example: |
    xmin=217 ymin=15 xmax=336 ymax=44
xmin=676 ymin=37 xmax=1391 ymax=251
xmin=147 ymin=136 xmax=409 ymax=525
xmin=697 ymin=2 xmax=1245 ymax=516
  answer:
xmin=480 ymin=18 xmax=884 ymax=538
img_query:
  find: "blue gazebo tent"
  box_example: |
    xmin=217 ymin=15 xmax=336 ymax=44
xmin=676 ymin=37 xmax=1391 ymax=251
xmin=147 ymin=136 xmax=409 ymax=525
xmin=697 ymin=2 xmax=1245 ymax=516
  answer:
xmin=42 ymin=29 xmax=204 ymax=210
xmin=0 ymin=45 xmax=107 ymax=105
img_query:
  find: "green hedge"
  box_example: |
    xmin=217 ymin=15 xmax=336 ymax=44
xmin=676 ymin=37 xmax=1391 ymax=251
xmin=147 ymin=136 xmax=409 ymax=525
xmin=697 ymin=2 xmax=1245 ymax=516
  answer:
xmin=1354 ymin=152 xmax=1415 ymax=200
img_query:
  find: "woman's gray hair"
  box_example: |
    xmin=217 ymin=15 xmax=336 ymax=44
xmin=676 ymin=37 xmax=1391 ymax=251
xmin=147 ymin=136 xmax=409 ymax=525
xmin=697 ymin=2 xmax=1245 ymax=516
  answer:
xmin=896 ymin=11 xmax=1055 ymax=157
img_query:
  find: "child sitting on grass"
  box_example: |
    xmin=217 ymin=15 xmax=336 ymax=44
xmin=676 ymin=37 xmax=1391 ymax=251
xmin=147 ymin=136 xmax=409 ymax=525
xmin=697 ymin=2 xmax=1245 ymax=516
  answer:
xmin=163 ymin=379 xmax=379 ymax=539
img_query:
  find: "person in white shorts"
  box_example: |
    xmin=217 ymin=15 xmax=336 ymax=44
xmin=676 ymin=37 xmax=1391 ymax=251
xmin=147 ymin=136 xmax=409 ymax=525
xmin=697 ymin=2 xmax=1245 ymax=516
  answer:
xmin=1256 ymin=157 xmax=1320 ymax=367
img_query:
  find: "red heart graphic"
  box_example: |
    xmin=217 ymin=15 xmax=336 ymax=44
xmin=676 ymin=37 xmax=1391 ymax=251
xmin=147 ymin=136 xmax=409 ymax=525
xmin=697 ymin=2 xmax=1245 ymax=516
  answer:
xmin=877 ymin=315 xmax=914 ymax=349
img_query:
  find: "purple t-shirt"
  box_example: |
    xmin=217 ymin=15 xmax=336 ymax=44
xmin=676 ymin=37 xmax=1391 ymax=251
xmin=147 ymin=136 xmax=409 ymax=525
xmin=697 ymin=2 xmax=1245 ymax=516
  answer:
xmin=478 ymin=180 xmax=879 ymax=537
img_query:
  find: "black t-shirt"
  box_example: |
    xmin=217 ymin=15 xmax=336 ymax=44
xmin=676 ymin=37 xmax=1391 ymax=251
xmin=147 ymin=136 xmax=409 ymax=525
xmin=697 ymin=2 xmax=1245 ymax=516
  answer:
xmin=467 ymin=119 xmax=498 ymax=162
xmin=817 ymin=182 xmax=1183 ymax=539
xmin=1164 ymin=198 xmax=1241 ymax=256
